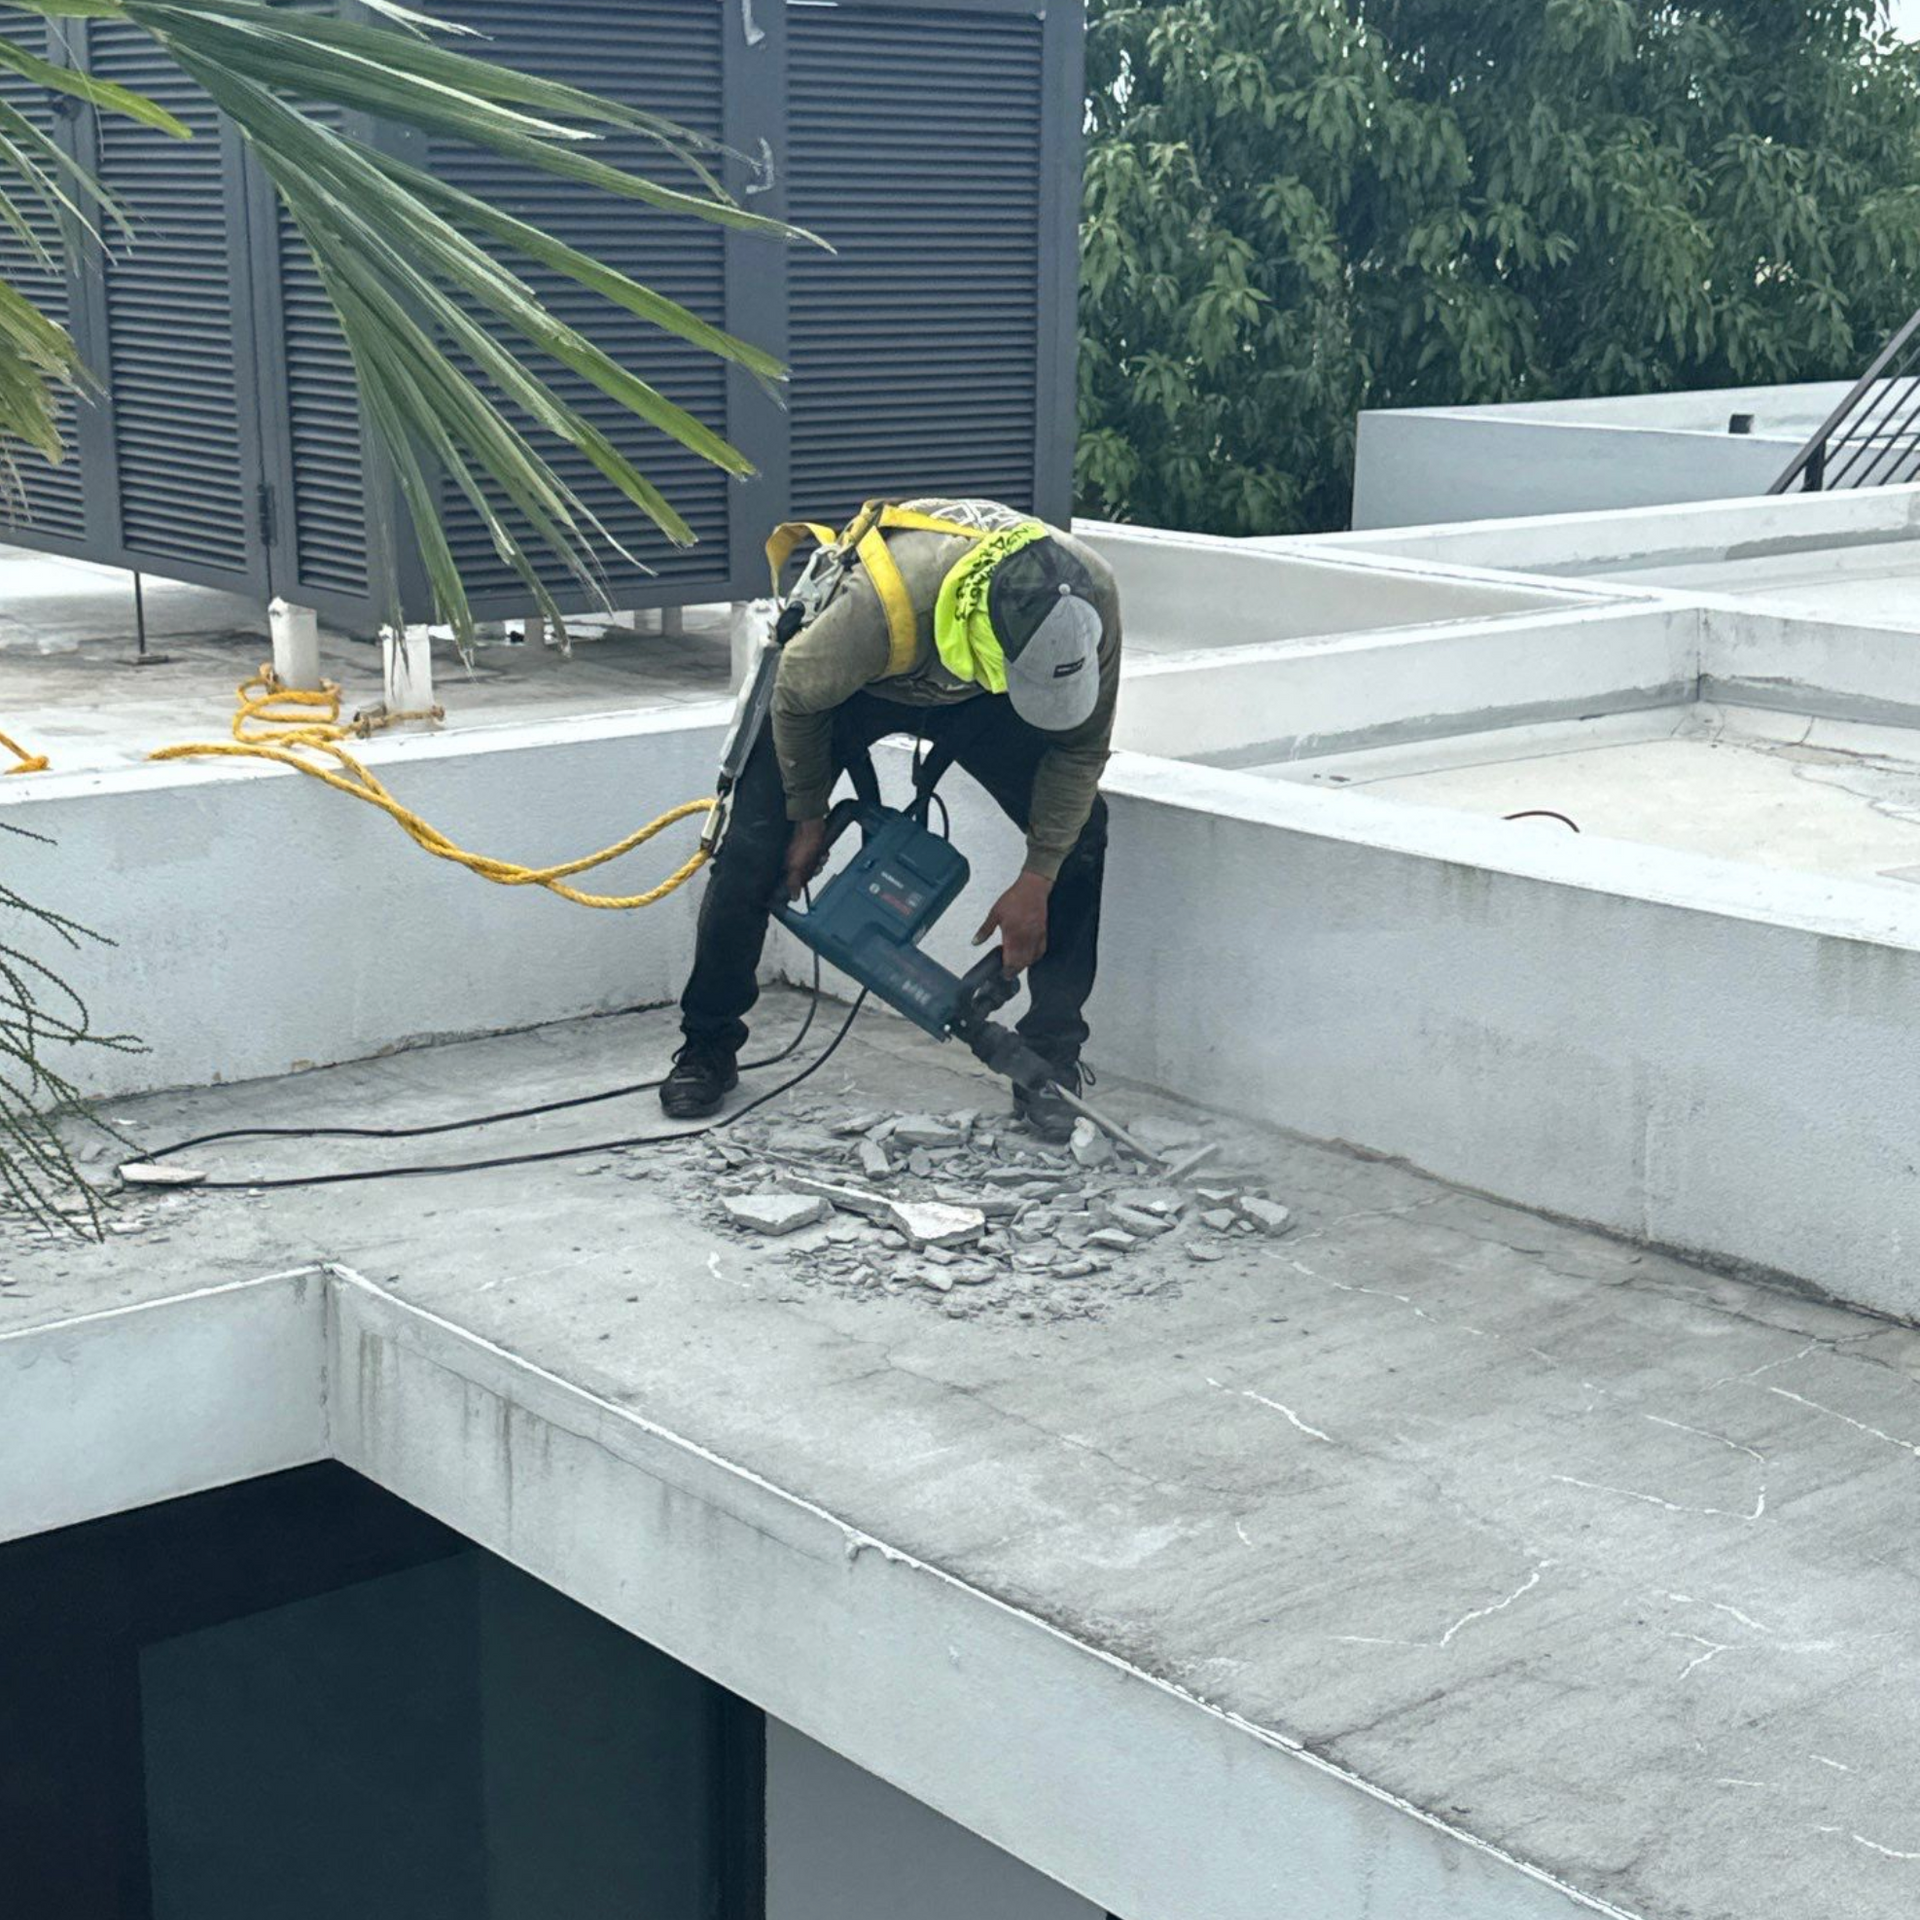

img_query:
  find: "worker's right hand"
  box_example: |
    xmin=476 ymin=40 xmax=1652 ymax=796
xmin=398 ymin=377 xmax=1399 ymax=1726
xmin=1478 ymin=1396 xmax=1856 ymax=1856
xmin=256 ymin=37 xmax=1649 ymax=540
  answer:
xmin=784 ymin=817 xmax=829 ymax=899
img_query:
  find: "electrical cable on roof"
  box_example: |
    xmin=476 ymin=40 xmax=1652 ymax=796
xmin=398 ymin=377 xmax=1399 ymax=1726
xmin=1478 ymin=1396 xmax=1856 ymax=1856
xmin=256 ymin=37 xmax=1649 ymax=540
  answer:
xmin=147 ymin=950 xmax=826 ymax=1158
xmin=118 ymin=910 xmax=861 ymax=1192
xmin=120 ymin=988 xmax=868 ymax=1194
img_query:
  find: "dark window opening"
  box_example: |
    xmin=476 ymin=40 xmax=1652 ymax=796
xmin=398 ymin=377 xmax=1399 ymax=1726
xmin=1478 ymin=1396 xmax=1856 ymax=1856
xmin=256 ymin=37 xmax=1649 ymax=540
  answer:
xmin=0 ymin=1464 xmax=764 ymax=1919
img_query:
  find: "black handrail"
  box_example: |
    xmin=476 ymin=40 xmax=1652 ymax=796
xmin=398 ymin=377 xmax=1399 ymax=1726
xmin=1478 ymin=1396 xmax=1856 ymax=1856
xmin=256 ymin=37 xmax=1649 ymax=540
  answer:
xmin=1771 ymin=306 xmax=1920 ymax=493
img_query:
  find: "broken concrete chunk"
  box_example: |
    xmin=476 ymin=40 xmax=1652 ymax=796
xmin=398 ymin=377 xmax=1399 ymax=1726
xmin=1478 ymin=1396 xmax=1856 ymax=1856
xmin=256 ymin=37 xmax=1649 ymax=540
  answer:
xmin=1116 ymin=1187 xmax=1186 ymax=1217
xmin=856 ymin=1139 xmax=893 ymax=1182
xmin=1070 ymin=1119 xmax=1114 ymax=1169
xmin=1187 ymin=1245 xmax=1227 ymax=1264
xmin=885 ymin=1199 xmax=986 ymax=1251
xmin=766 ymin=1124 xmax=836 ymax=1155
xmin=1200 ymin=1209 xmax=1238 ymax=1234
xmin=723 ymin=1193 xmax=829 ymax=1237
xmin=893 ymin=1114 xmax=960 ymax=1148
xmin=1087 ymin=1227 xmax=1136 ymax=1252
xmin=833 ymin=1112 xmax=883 ymax=1137
xmin=946 ymin=1109 xmax=979 ymax=1134
xmin=1108 ymin=1203 xmax=1174 ymax=1238
xmin=907 ymin=1148 xmax=935 ymax=1179
xmin=1237 ymin=1197 xmax=1294 ymax=1236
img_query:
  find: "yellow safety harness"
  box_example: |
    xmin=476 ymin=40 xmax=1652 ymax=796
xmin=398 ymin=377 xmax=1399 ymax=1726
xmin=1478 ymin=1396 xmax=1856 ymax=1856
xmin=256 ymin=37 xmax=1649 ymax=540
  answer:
xmin=151 ymin=667 xmax=712 ymax=911
xmin=764 ymin=499 xmax=1020 ymax=678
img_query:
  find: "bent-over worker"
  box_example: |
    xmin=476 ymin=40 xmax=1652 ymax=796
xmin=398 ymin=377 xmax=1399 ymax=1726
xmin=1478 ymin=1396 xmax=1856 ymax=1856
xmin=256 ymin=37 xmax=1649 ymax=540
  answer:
xmin=660 ymin=497 xmax=1121 ymax=1141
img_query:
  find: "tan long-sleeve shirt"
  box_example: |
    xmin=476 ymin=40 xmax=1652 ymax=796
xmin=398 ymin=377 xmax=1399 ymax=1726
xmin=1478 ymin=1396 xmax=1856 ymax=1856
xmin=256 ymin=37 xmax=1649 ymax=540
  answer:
xmin=769 ymin=501 xmax=1122 ymax=881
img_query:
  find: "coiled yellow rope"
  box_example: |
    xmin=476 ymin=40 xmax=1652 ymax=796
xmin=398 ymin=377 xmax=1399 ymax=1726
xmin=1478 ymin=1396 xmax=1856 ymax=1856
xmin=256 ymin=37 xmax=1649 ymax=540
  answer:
xmin=1 ymin=729 xmax=48 ymax=775
xmin=151 ymin=667 xmax=712 ymax=910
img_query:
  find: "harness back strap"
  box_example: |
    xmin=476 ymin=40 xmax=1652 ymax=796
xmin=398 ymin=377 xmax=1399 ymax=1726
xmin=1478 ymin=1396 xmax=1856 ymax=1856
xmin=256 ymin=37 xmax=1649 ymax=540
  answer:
xmin=764 ymin=501 xmax=1001 ymax=680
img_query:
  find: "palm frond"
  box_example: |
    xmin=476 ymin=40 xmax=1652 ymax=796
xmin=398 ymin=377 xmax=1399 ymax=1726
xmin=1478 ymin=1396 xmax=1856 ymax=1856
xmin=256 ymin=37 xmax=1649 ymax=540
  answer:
xmin=0 ymin=826 xmax=143 ymax=1242
xmin=0 ymin=0 xmax=811 ymax=642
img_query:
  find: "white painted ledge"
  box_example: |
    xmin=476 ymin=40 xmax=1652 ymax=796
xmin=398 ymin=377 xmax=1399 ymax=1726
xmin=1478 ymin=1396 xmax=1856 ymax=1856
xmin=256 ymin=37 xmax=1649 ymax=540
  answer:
xmin=0 ymin=1266 xmax=1621 ymax=1920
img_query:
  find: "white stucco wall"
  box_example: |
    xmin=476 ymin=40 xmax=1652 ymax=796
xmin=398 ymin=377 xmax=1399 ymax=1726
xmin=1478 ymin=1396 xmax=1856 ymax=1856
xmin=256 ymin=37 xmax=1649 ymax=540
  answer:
xmin=767 ymin=1723 xmax=1102 ymax=1920
xmin=1303 ymin=483 xmax=1920 ymax=585
xmin=1351 ymin=383 xmax=1851 ymax=530
xmin=3 ymin=706 xmax=729 ymax=1098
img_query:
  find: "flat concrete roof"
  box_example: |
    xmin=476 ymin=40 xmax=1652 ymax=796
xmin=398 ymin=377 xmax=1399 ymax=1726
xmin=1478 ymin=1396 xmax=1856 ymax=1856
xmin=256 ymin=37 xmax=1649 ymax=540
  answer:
xmin=1267 ymin=703 xmax=1920 ymax=886
xmin=0 ymin=545 xmax=738 ymax=775
xmin=8 ymin=998 xmax=1920 ymax=1920
xmin=1632 ymin=539 xmax=1920 ymax=636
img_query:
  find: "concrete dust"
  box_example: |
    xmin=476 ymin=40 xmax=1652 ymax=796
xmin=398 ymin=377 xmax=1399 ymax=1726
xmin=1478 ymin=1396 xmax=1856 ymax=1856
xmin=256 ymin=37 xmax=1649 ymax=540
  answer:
xmin=627 ymin=1075 xmax=1295 ymax=1324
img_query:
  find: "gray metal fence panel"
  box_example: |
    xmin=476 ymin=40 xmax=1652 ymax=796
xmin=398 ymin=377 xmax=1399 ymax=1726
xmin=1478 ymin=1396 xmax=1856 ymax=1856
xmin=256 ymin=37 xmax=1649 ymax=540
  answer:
xmin=0 ymin=0 xmax=1082 ymax=624
xmin=422 ymin=0 xmax=739 ymax=618
xmin=785 ymin=0 xmax=1053 ymax=525
xmin=77 ymin=20 xmax=269 ymax=597
xmin=0 ymin=18 xmax=91 ymax=555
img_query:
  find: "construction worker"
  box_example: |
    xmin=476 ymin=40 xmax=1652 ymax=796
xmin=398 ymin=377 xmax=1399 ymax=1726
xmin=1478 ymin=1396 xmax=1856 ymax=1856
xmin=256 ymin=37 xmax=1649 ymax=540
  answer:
xmin=661 ymin=498 xmax=1120 ymax=1140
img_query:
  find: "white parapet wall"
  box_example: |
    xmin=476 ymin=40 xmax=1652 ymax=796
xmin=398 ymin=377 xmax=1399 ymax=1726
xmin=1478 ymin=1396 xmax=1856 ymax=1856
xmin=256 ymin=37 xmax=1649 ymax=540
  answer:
xmin=1298 ymin=481 xmax=1920 ymax=584
xmin=1078 ymin=516 xmax=1605 ymax=644
xmin=4 ymin=706 xmax=728 ymax=1098
xmin=1350 ymin=382 xmax=1850 ymax=529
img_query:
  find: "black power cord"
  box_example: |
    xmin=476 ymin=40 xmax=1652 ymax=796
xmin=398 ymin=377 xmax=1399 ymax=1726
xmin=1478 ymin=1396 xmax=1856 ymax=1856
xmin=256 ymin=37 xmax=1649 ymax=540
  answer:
xmin=121 ymin=914 xmax=865 ymax=1193
xmin=125 ymin=987 xmax=870 ymax=1193
xmin=139 ymin=952 xmax=826 ymax=1160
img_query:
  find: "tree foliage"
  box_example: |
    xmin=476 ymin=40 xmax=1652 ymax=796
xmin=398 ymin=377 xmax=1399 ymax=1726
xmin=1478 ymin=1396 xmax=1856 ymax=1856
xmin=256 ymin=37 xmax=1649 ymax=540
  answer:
xmin=1079 ymin=0 xmax=1920 ymax=534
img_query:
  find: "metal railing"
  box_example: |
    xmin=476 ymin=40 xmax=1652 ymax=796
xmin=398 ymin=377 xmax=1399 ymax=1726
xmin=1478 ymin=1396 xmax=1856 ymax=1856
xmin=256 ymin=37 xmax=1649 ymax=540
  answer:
xmin=1772 ymin=307 xmax=1920 ymax=493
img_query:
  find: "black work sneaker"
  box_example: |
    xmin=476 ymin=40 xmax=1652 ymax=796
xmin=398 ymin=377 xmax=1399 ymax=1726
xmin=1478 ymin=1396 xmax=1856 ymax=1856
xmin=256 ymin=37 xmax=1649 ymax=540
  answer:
xmin=660 ymin=1038 xmax=740 ymax=1119
xmin=1012 ymin=1056 xmax=1091 ymax=1145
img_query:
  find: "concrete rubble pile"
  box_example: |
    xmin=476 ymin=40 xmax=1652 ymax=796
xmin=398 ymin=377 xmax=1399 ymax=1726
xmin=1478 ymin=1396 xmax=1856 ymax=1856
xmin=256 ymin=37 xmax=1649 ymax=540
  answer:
xmin=692 ymin=1098 xmax=1294 ymax=1311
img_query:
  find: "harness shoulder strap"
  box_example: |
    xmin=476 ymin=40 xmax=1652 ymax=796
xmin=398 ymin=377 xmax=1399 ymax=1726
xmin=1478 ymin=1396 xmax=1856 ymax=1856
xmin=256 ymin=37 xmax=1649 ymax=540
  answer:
xmin=765 ymin=502 xmax=1001 ymax=681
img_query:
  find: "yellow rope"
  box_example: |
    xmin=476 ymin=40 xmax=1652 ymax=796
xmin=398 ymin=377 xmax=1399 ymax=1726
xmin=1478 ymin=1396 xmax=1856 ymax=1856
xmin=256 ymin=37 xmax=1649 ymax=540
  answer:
xmin=1 ymin=730 xmax=48 ymax=775
xmin=151 ymin=666 xmax=712 ymax=910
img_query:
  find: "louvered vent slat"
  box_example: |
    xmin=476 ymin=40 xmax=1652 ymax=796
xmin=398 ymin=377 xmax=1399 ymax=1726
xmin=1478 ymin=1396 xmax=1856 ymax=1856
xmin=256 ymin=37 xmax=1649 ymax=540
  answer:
xmin=787 ymin=4 xmax=1044 ymax=523
xmin=279 ymin=73 xmax=370 ymax=597
xmin=0 ymin=20 xmax=88 ymax=545
xmin=86 ymin=22 xmax=251 ymax=576
xmin=425 ymin=0 xmax=731 ymax=600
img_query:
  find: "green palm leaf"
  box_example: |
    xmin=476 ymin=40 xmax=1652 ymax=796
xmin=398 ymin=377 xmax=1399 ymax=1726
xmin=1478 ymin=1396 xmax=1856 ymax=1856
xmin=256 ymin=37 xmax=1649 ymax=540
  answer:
xmin=0 ymin=0 xmax=811 ymax=643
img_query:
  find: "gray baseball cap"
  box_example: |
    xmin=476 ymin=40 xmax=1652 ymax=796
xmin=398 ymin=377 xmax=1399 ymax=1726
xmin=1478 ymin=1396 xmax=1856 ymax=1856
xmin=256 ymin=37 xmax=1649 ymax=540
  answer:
xmin=988 ymin=536 xmax=1103 ymax=732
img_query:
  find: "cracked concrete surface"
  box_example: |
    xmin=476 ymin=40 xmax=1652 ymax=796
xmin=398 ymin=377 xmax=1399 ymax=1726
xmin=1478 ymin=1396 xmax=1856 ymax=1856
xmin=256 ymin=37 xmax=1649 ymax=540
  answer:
xmin=8 ymin=993 xmax=1920 ymax=1918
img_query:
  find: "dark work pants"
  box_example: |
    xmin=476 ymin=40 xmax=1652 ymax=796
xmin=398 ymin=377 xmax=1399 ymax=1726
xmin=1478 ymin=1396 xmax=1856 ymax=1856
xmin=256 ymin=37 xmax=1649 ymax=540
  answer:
xmin=679 ymin=692 xmax=1108 ymax=1061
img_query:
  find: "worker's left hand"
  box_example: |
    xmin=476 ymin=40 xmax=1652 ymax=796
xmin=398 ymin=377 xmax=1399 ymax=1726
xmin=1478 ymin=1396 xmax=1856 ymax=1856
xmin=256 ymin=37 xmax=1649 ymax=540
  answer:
xmin=975 ymin=871 xmax=1053 ymax=975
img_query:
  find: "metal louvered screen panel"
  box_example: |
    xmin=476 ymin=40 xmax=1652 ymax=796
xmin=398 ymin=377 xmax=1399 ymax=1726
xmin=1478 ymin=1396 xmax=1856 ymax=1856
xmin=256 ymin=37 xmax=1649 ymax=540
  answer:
xmin=426 ymin=0 xmax=732 ymax=606
xmin=277 ymin=150 xmax=369 ymax=597
xmin=0 ymin=21 xmax=88 ymax=546
xmin=86 ymin=22 xmax=253 ymax=579
xmin=787 ymin=3 xmax=1045 ymax=524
